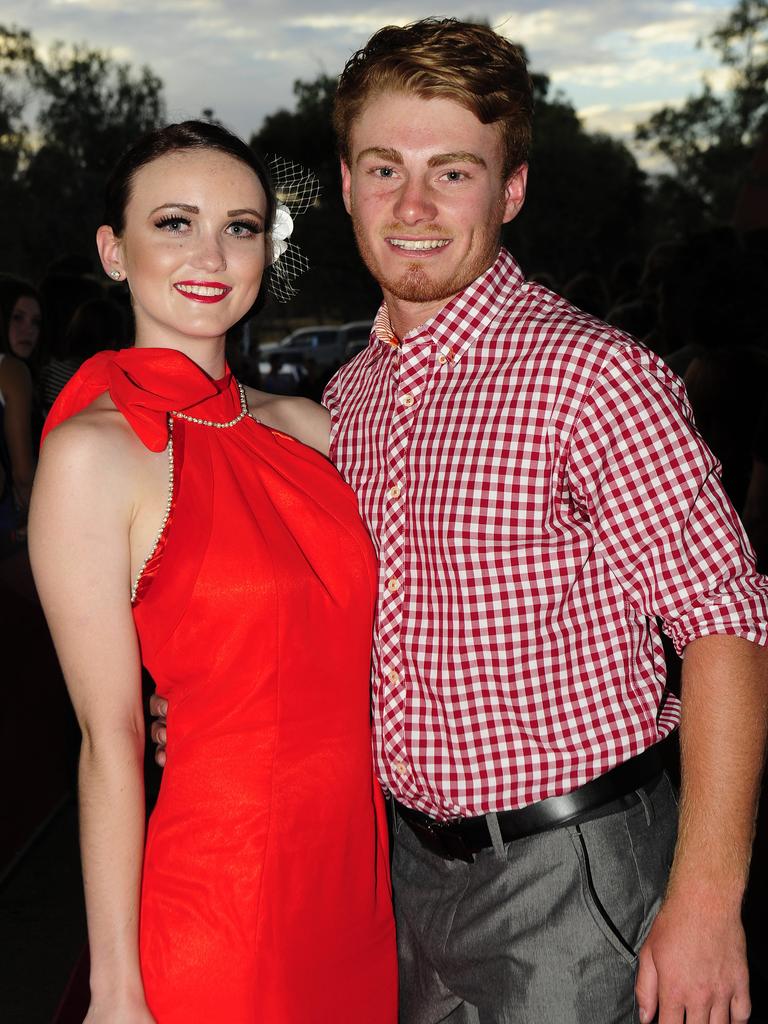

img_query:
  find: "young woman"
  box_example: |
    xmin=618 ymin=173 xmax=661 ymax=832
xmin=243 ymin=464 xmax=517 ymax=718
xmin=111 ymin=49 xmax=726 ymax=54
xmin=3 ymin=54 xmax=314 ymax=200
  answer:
xmin=0 ymin=275 xmax=43 ymax=366
xmin=0 ymin=275 xmax=45 ymax=461
xmin=0 ymin=281 xmax=38 ymax=547
xmin=29 ymin=121 xmax=396 ymax=1024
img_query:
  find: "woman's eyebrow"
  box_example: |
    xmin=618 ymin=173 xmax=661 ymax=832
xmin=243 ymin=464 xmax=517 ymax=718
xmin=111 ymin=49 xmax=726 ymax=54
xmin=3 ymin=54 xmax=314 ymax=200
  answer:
xmin=149 ymin=202 xmax=199 ymax=214
xmin=227 ymin=208 xmax=264 ymax=219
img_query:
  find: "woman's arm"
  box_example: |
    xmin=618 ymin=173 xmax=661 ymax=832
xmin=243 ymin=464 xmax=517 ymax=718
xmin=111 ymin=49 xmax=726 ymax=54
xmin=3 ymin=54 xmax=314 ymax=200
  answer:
xmin=29 ymin=415 xmax=155 ymax=1023
xmin=0 ymin=355 xmax=36 ymax=513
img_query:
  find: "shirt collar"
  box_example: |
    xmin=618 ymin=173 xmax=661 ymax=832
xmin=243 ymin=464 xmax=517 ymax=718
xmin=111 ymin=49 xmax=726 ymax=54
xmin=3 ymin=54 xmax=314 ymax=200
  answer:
xmin=370 ymin=248 xmax=525 ymax=366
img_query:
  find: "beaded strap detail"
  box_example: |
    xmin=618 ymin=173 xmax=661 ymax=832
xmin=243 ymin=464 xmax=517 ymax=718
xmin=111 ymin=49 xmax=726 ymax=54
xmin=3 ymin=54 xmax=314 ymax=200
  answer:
xmin=131 ymin=418 xmax=175 ymax=604
xmin=130 ymin=382 xmax=250 ymax=603
xmin=172 ymin=381 xmax=249 ymax=428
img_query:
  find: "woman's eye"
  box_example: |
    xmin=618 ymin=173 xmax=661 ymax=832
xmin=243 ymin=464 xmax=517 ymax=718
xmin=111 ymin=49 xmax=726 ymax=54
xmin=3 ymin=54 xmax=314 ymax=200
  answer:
xmin=227 ymin=221 xmax=261 ymax=238
xmin=155 ymin=216 xmax=190 ymax=233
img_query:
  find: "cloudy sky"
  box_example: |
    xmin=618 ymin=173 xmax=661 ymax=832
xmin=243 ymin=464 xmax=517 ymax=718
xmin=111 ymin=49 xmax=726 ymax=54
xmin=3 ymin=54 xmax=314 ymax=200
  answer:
xmin=4 ymin=0 xmax=736 ymax=160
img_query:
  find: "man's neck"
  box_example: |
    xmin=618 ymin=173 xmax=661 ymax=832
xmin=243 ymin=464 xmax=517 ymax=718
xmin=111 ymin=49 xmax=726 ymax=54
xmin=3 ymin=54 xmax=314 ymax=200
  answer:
xmin=383 ymin=294 xmax=452 ymax=341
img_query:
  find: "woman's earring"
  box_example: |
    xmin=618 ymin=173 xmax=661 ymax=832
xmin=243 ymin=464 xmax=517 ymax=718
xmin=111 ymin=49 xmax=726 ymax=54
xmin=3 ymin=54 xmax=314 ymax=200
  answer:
xmin=110 ymin=269 xmax=121 ymax=280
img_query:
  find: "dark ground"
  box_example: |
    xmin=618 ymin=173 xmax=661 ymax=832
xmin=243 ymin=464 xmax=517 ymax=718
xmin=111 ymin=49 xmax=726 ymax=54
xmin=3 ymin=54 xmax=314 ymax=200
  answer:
xmin=2 ymin=564 xmax=767 ymax=1022
xmin=0 ymin=799 xmax=86 ymax=1024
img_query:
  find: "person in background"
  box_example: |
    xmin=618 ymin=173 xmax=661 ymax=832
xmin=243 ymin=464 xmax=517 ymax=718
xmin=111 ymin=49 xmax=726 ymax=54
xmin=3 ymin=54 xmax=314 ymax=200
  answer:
xmin=0 ymin=275 xmax=43 ymax=368
xmin=0 ymin=275 xmax=45 ymax=447
xmin=0 ymin=280 xmax=37 ymax=549
xmin=39 ymin=297 xmax=127 ymax=412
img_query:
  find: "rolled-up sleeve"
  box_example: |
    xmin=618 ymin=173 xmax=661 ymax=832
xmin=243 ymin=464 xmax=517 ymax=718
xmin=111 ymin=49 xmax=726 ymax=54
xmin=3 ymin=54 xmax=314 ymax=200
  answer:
xmin=566 ymin=344 xmax=768 ymax=654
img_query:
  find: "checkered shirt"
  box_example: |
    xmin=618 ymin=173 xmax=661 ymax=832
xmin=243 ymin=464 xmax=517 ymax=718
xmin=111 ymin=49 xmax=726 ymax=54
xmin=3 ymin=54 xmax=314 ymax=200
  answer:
xmin=323 ymin=248 xmax=768 ymax=819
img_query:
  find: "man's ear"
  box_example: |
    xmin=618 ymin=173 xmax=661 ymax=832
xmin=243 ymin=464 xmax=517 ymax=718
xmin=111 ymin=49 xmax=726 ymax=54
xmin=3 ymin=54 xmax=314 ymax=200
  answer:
xmin=340 ymin=157 xmax=353 ymax=216
xmin=502 ymin=163 xmax=528 ymax=225
xmin=96 ymin=224 xmax=125 ymax=281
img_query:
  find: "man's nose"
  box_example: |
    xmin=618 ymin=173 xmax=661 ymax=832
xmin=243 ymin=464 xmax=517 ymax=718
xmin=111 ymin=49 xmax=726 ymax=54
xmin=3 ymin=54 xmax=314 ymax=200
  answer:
xmin=393 ymin=177 xmax=438 ymax=225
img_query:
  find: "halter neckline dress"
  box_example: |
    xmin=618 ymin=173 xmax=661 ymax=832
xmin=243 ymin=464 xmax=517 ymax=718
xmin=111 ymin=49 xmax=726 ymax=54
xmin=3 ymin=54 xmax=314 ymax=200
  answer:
xmin=43 ymin=346 xmax=397 ymax=1023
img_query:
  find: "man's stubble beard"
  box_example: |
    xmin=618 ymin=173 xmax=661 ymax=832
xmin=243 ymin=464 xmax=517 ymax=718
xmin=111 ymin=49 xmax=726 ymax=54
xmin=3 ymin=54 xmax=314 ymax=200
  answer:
xmin=351 ymin=213 xmax=501 ymax=306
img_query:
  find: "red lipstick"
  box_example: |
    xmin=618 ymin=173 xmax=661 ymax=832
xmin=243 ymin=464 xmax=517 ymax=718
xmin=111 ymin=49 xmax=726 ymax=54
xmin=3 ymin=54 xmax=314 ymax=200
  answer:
xmin=173 ymin=280 xmax=232 ymax=303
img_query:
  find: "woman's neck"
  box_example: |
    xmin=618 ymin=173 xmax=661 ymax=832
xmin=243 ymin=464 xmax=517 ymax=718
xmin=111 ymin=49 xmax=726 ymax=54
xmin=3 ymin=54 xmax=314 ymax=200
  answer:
xmin=133 ymin=337 xmax=227 ymax=379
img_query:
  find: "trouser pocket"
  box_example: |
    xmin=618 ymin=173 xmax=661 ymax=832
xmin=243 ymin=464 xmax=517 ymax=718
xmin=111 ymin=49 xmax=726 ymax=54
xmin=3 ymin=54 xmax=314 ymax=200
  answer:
xmin=569 ymin=822 xmax=639 ymax=964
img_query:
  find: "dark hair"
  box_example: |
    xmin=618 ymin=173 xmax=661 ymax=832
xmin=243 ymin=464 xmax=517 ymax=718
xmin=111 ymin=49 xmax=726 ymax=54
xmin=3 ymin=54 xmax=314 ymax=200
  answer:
xmin=64 ymin=297 xmax=128 ymax=359
xmin=0 ymin=274 xmax=43 ymax=361
xmin=103 ymin=120 xmax=276 ymax=236
xmin=334 ymin=18 xmax=533 ymax=177
xmin=38 ymin=272 xmax=104 ymax=359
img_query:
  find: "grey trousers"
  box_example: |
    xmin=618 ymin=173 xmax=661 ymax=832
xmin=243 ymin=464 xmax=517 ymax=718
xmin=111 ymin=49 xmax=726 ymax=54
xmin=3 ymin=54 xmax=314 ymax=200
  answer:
xmin=392 ymin=775 xmax=679 ymax=1024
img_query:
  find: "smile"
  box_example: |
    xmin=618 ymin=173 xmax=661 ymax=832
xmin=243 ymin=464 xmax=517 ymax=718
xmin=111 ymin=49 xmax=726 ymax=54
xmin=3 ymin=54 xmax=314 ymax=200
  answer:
xmin=387 ymin=238 xmax=451 ymax=251
xmin=174 ymin=281 xmax=232 ymax=303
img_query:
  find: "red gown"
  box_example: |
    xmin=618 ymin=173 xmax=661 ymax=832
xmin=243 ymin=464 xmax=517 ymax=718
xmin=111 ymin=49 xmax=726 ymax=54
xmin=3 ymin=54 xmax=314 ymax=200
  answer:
xmin=43 ymin=347 xmax=397 ymax=1023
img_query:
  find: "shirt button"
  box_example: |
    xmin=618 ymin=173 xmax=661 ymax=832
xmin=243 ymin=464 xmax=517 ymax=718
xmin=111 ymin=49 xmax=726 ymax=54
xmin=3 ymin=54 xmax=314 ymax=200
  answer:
xmin=387 ymin=669 xmax=399 ymax=684
xmin=394 ymin=760 xmax=409 ymax=778
xmin=388 ymin=483 xmax=402 ymax=499
xmin=438 ymin=354 xmax=448 ymax=365
xmin=387 ymin=577 xmax=400 ymax=593
xmin=401 ymin=393 xmax=414 ymax=407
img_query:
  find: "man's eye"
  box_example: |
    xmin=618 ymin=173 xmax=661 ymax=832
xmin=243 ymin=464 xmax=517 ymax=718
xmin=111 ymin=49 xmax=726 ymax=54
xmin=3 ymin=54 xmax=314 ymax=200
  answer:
xmin=374 ymin=167 xmax=395 ymax=178
xmin=444 ymin=170 xmax=466 ymax=182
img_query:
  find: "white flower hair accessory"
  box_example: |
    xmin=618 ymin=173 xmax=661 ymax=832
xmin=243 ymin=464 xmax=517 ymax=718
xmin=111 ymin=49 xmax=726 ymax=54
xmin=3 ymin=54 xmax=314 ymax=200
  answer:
xmin=266 ymin=156 xmax=321 ymax=303
xmin=270 ymin=203 xmax=294 ymax=264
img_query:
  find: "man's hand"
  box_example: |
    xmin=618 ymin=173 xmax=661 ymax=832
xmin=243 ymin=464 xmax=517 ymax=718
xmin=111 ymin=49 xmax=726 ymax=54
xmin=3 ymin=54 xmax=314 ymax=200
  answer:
xmin=148 ymin=694 xmax=168 ymax=767
xmin=636 ymin=634 xmax=768 ymax=1022
xmin=636 ymin=884 xmax=751 ymax=1023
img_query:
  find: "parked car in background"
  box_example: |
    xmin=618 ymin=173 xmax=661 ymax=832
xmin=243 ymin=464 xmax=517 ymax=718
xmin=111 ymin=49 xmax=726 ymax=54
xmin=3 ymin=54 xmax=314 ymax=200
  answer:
xmin=259 ymin=325 xmax=343 ymax=370
xmin=259 ymin=320 xmax=373 ymax=376
xmin=337 ymin=320 xmax=374 ymax=361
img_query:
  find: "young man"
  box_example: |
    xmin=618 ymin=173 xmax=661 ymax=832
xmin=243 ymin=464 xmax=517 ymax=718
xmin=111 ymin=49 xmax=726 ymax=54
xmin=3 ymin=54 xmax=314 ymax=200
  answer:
xmin=324 ymin=18 xmax=767 ymax=1024
xmin=154 ymin=18 xmax=767 ymax=1023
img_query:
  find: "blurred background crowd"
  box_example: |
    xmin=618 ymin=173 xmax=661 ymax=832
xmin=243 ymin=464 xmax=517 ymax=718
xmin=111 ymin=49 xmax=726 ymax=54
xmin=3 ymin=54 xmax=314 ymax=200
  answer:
xmin=2 ymin=1 xmax=768 ymax=1020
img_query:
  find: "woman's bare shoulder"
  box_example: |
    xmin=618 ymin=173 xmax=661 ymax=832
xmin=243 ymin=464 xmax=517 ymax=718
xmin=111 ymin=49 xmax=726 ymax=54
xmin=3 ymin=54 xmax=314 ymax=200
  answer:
xmin=42 ymin=393 xmax=146 ymax=471
xmin=244 ymin=387 xmax=330 ymax=456
xmin=0 ymin=352 xmax=33 ymax=392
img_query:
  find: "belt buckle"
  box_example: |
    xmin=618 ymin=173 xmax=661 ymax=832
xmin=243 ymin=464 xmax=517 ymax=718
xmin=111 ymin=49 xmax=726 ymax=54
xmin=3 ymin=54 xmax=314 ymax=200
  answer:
xmin=409 ymin=817 xmax=476 ymax=863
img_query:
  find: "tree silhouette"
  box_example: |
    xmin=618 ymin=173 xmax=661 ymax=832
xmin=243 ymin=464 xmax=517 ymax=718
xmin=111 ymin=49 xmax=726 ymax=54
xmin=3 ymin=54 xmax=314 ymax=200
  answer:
xmin=0 ymin=24 xmax=165 ymax=276
xmin=508 ymin=73 xmax=648 ymax=284
xmin=636 ymin=0 xmax=768 ymax=227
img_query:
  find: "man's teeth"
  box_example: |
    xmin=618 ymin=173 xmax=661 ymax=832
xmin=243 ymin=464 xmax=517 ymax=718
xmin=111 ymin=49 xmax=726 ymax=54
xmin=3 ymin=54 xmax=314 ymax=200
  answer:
xmin=176 ymin=284 xmax=228 ymax=296
xmin=388 ymin=239 xmax=450 ymax=250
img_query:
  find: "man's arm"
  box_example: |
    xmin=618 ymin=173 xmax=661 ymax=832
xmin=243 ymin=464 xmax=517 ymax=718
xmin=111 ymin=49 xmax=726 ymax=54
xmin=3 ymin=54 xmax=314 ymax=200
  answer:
xmin=565 ymin=342 xmax=768 ymax=1023
xmin=636 ymin=634 xmax=767 ymax=1024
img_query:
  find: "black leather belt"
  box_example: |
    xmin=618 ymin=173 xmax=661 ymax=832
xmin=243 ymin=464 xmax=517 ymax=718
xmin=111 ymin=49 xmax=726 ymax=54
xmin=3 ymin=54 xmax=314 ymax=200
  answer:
xmin=395 ymin=741 xmax=668 ymax=862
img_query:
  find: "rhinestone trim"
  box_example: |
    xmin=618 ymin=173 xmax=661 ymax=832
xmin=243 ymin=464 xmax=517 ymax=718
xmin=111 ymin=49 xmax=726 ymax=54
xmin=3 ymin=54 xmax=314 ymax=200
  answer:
xmin=130 ymin=382 xmax=249 ymax=604
xmin=172 ymin=381 xmax=249 ymax=428
xmin=131 ymin=418 xmax=175 ymax=605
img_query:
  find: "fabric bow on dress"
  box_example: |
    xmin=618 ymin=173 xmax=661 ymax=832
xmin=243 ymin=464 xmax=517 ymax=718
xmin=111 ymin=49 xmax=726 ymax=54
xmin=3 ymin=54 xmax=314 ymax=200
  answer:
xmin=43 ymin=348 xmax=239 ymax=452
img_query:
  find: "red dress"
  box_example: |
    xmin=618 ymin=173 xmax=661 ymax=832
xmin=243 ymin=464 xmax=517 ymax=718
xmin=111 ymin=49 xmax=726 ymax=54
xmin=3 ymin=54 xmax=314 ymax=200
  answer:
xmin=43 ymin=348 xmax=397 ymax=1023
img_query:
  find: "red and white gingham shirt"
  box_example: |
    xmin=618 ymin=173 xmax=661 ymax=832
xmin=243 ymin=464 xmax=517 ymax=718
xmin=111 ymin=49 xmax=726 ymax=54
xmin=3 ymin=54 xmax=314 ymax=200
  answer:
xmin=323 ymin=248 xmax=768 ymax=819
